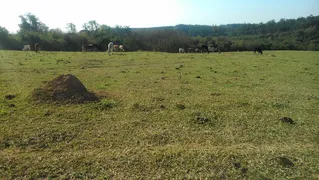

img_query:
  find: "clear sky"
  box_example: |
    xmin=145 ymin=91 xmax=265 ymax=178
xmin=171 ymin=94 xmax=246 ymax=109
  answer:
xmin=1 ymin=0 xmax=318 ymax=33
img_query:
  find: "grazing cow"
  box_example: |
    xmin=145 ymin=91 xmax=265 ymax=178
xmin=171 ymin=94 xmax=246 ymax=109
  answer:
xmin=208 ymin=47 xmax=217 ymax=52
xmin=195 ymin=48 xmax=201 ymax=53
xmin=87 ymin=44 xmax=98 ymax=51
xmin=34 ymin=43 xmax=39 ymax=53
xmin=179 ymin=48 xmax=185 ymax=53
xmin=188 ymin=48 xmax=193 ymax=53
xmin=81 ymin=44 xmax=87 ymax=52
xmin=200 ymin=45 xmax=209 ymax=53
xmin=113 ymin=45 xmax=119 ymax=52
xmin=107 ymin=42 xmax=114 ymax=56
xmin=254 ymin=47 xmax=263 ymax=54
xmin=23 ymin=45 xmax=31 ymax=51
xmin=119 ymin=45 xmax=125 ymax=52
xmin=81 ymin=44 xmax=103 ymax=52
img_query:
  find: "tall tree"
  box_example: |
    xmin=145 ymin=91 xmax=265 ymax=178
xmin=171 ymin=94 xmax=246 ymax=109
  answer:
xmin=83 ymin=20 xmax=100 ymax=32
xmin=0 ymin=26 xmax=9 ymax=49
xmin=18 ymin=13 xmax=48 ymax=33
xmin=66 ymin=23 xmax=77 ymax=33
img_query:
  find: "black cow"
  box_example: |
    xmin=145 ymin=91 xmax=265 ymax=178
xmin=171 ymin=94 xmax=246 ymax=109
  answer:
xmin=200 ymin=45 xmax=209 ymax=53
xmin=188 ymin=48 xmax=193 ymax=53
xmin=254 ymin=48 xmax=263 ymax=54
xmin=82 ymin=44 xmax=104 ymax=52
xmin=34 ymin=43 xmax=39 ymax=53
xmin=195 ymin=45 xmax=209 ymax=53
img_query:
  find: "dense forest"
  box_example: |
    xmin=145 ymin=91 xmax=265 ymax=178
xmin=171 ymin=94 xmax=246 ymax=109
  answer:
xmin=0 ymin=13 xmax=318 ymax=52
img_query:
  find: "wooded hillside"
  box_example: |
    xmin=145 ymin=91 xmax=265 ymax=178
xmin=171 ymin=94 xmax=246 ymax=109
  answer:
xmin=1 ymin=14 xmax=318 ymax=52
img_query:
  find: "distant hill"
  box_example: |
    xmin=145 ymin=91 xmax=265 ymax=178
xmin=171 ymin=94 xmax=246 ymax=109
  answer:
xmin=133 ymin=14 xmax=319 ymax=38
xmin=128 ymin=15 xmax=319 ymax=51
xmin=1 ymin=14 xmax=318 ymax=51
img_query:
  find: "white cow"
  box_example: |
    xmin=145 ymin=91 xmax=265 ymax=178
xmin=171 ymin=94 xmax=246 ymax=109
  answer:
xmin=23 ymin=45 xmax=31 ymax=51
xmin=179 ymin=48 xmax=185 ymax=53
xmin=119 ymin=45 xmax=125 ymax=52
xmin=208 ymin=47 xmax=217 ymax=52
xmin=107 ymin=42 xmax=114 ymax=56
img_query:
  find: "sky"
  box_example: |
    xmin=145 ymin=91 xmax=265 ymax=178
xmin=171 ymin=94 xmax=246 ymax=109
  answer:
xmin=1 ymin=0 xmax=318 ymax=33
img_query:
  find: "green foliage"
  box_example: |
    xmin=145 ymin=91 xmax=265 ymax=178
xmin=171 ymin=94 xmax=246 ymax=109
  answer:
xmin=0 ymin=26 xmax=9 ymax=49
xmin=18 ymin=13 xmax=48 ymax=33
xmin=0 ymin=14 xmax=318 ymax=51
xmin=66 ymin=23 xmax=77 ymax=34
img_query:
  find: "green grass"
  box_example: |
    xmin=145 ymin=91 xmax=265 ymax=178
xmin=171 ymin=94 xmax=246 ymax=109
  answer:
xmin=0 ymin=50 xmax=318 ymax=179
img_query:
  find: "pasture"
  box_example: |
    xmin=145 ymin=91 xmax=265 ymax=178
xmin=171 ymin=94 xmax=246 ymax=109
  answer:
xmin=0 ymin=50 xmax=318 ymax=179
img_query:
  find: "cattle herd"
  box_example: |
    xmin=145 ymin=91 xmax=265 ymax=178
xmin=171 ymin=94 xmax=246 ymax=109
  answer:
xmin=22 ymin=44 xmax=39 ymax=52
xmin=81 ymin=44 xmax=104 ymax=52
xmin=22 ymin=42 xmax=262 ymax=55
xmin=180 ymin=45 xmax=221 ymax=54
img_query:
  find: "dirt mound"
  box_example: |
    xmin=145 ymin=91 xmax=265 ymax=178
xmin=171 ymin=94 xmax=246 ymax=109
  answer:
xmin=32 ymin=74 xmax=98 ymax=103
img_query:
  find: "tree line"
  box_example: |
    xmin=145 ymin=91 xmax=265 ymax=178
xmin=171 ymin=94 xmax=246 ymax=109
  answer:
xmin=0 ymin=13 xmax=318 ymax=52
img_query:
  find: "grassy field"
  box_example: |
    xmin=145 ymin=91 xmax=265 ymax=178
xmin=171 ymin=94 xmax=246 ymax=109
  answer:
xmin=0 ymin=50 xmax=318 ymax=179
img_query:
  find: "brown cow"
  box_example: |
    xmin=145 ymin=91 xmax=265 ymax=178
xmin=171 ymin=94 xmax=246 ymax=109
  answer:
xmin=34 ymin=43 xmax=39 ymax=53
xmin=113 ymin=45 xmax=119 ymax=52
